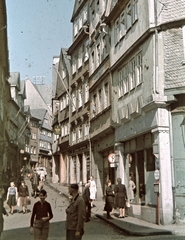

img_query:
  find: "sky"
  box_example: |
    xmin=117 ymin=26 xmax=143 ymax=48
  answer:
xmin=6 ymin=0 xmax=75 ymax=84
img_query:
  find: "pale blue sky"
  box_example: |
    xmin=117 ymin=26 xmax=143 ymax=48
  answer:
xmin=6 ymin=0 xmax=75 ymax=84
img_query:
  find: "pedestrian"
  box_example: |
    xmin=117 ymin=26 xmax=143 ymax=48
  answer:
xmin=18 ymin=181 xmax=30 ymax=214
xmin=82 ymin=181 xmax=91 ymax=222
xmin=104 ymin=180 xmax=115 ymax=219
xmin=30 ymin=189 xmax=53 ymax=240
xmin=30 ymin=170 xmax=39 ymax=198
xmin=127 ymin=176 xmax=136 ymax=202
xmin=114 ymin=177 xmax=128 ymax=218
xmin=6 ymin=182 xmax=18 ymax=215
xmin=89 ymin=175 xmax=97 ymax=208
xmin=0 ymin=188 xmax=8 ymax=240
xmin=66 ymin=184 xmax=86 ymax=240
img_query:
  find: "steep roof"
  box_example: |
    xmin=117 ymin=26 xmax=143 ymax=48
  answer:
xmin=34 ymin=84 xmax=52 ymax=106
xmin=24 ymin=78 xmax=52 ymax=115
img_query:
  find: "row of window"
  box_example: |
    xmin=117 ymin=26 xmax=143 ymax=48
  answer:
xmin=72 ymin=40 xmax=89 ymax=74
xmin=40 ymin=140 xmax=51 ymax=150
xmin=90 ymin=35 xmax=107 ymax=73
xmin=72 ymin=122 xmax=89 ymax=143
xmin=114 ymin=0 xmax=138 ymax=45
xmin=118 ymin=52 xmax=142 ymax=97
xmin=71 ymin=81 xmax=89 ymax=112
xmin=92 ymin=82 xmax=109 ymax=116
xmin=74 ymin=4 xmax=88 ymax=37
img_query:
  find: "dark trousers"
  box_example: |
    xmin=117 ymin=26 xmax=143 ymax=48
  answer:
xmin=66 ymin=230 xmax=83 ymax=240
xmin=85 ymin=202 xmax=91 ymax=220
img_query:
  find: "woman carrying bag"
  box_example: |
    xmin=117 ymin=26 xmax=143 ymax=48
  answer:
xmin=6 ymin=182 xmax=18 ymax=215
xmin=18 ymin=181 xmax=30 ymax=214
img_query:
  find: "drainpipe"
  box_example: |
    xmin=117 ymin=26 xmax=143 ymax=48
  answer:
xmin=168 ymin=106 xmax=176 ymax=223
xmin=154 ymin=0 xmax=159 ymax=94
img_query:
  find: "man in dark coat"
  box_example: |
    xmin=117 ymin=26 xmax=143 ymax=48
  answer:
xmin=114 ymin=177 xmax=128 ymax=218
xmin=66 ymin=184 xmax=86 ymax=240
xmin=82 ymin=181 xmax=91 ymax=222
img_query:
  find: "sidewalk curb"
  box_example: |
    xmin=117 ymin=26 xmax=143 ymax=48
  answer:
xmin=94 ymin=214 xmax=173 ymax=236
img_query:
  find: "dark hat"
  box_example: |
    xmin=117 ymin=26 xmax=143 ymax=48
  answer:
xmin=70 ymin=184 xmax=79 ymax=190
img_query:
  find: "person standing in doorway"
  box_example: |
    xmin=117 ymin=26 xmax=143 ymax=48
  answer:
xmin=89 ymin=175 xmax=97 ymax=208
xmin=114 ymin=178 xmax=127 ymax=218
xmin=104 ymin=180 xmax=115 ymax=219
xmin=30 ymin=189 xmax=53 ymax=240
xmin=66 ymin=184 xmax=86 ymax=240
xmin=82 ymin=181 xmax=91 ymax=222
xmin=6 ymin=182 xmax=18 ymax=215
xmin=127 ymin=176 xmax=136 ymax=202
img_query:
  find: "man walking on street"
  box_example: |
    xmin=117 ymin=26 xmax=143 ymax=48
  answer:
xmin=82 ymin=181 xmax=91 ymax=222
xmin=66 ymin=184 xmax=86 ymax=240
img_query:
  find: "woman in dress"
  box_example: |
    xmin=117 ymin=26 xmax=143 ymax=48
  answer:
xmin=6 ymin=182 xmax=18 ymax=215
xmin=114 ymin=177 xmax=128 ymax=218
xmin=18 ymin=181 xmax=29 ymax=214
xmin=127 ymin=176 xmax=136 ymax=202
xmin=89 ymin=175 xmax=97 ymax=208
xmin=104 ymin=180 xmax=115 ymax=219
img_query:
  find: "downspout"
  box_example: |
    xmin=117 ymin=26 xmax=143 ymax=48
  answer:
xmin=168 ymin=106 xmax=176 ymax=223
xmin=154 ymin=0 xmax=159 ymax=94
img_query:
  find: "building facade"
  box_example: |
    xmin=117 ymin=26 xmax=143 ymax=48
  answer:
xmin=52 ymin=0 xmax=185 ymax=225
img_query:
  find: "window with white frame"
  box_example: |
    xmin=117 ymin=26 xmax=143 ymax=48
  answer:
xmin=78 ymin=47 xmax=82 ymax=68
xmin=78 ymin=125 xmax=82 ymax=140
xmin=72 ymin=90 xmax=76 ymax=112
xmin=78 ymin=85 xmax=83 ymax=108
xmin=79 ymin=13 xmax=83 ymax=30
xmin=61 ymin=124 xmax=64 ymax=137
xmin=72 ymin=54 xmax=77 ymax=74
xmin=64 ymin=123 xmax=68 ymax=136
xmin=84 ymin=121 xmax=89 ymax=137
xmin=84 ymin=40 xmax=89 ymax=62
xmin=31 ymin=146 xmax=34 ymax=154
xmin=84 ymin=80 xmax=89 ymax=103
xmin=83 ymin=5 xmax=88 ymax=22
xmin=120 ymin=11 xmax=126 ymax=38
xmin=74 ymin=20 xmax=78 ymax=37
xmin=33 ymin=146 xmax=36 ymax=154
xmin=114 ymin=18 xmax=119 ymax=44
xmin=136 ymin=52 xmax=142 ymax=85
xmin=102 ymin=36 xmax=107 ymax=59
xmin=124 ymin=64 xmax=129 ymax=94
xmin=31 ymin=133 xmax=36 ymax=139
xmin=130 ymin=58 xmax=136 ymax=90
xmin=132 ymin=0 xmax=138 ymax=23
xmin=126 ymin=2 xmax=132 ymax=30
xmin=72 ymin=128 xmax=76 ymax=142
xmin=118 ymin=69 xmax=124 ymax=98
xmin=104 ymin=83 xmax=108 ymax=108
xmin=98 ymin=89 xmax=102 ymax=113
xmin=48 ymin=143 xmax=51 ymax=150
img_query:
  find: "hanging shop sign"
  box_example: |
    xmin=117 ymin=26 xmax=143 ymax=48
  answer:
xmin=108 ymin=153 xmax=116 ymax=163
xmin=53 ymin=125 xmax=61 ymax=135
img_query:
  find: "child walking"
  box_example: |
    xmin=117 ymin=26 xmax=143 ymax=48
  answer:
xmin=30 ymin=189 xmax=53 ymax=240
